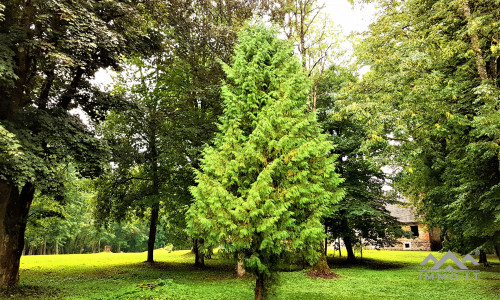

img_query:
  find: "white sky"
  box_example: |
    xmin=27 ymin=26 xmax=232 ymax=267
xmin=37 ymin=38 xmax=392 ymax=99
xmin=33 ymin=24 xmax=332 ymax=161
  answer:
xmin=325 ymin=0 xmax=377 ymax=35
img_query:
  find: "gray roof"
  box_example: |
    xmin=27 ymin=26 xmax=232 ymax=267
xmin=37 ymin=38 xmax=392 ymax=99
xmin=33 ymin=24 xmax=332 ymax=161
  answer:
xmin=386 ymin=199 xmax=419 ymax=223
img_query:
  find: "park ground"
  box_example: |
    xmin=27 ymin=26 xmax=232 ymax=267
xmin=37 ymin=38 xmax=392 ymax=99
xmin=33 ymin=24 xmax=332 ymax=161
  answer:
xmin=0 ymin=249 xmax=498 ymax=299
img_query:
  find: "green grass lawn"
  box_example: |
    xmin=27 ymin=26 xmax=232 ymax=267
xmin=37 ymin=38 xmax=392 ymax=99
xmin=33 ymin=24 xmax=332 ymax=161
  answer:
xmin=1 ymin=249 xmax=498 ymax=299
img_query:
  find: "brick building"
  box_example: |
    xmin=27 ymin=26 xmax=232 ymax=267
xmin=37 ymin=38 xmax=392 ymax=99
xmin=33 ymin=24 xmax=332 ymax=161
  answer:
xmin=385 ymin=201 xmax=442 ymax=251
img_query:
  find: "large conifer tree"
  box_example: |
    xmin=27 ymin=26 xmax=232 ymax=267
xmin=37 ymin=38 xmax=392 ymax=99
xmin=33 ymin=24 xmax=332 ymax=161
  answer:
xmin=186 ymin=24 xmax=344 ymax=300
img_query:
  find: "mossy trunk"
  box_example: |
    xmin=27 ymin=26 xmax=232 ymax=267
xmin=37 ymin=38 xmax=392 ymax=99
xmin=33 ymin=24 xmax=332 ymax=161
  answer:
xmin=312 ymin=243 xmax=331 ymax=272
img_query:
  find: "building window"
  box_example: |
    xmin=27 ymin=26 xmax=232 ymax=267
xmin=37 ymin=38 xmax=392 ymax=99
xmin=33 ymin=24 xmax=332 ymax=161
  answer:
xmin=411 ymin=225 xmax=419 ymax=237
xmin=404 ymin=242 xmax=411 ymax=249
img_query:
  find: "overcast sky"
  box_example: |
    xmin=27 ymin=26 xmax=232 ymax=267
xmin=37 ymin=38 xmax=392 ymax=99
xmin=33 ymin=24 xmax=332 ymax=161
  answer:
xmin=325 ymin=0 xmax=377 ymax=35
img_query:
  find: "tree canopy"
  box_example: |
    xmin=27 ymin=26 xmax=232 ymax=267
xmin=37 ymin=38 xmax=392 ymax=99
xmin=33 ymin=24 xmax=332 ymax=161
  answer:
xmin=352 ymin=0 xmax=500 ymax=257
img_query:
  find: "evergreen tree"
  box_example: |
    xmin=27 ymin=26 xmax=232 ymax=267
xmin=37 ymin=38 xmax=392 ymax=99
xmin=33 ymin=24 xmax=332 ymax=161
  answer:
xmin=186 ymin=24 xmax=344 ymax=300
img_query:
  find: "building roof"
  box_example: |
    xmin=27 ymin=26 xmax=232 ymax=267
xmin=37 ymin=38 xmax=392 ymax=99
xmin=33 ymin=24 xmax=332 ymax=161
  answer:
xmin=386 ymin=199 xmax=419 ymax=223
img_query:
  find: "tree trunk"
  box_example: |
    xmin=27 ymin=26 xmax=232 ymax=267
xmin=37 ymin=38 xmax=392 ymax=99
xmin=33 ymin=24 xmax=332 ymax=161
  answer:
xmin=461 ymin=0 xmax=489 ymax=81
xmin=0 ymin=180 xmax=35 ymax=286
xmin=147 ymin=202 xmax=159 ymax=263
xmin=237 ymin=260 xmax=246 ymax=278
xmin=237 ymin=253 xmax=245 ymax=277
xmin=146 ymin=128 xmax=160 ymax=263
xmin=312 ymin=243 xmax=331 ymax=272
xmin=495 ymin=244 xmax=500 ymax=261
xmin=343 ymin=236 xmax=356 ymax=262
xmin=194 ymin=238 xmax=205 ymax=267
xmin=479 ymin=250 xmax=487 ymax=265
xmin=254 ymin=273 xmax=266 ymax=300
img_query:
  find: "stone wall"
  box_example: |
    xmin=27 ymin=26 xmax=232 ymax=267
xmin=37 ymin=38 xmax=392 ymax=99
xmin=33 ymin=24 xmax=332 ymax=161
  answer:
xmin=385 ymin=224 xmax=441 ymax=251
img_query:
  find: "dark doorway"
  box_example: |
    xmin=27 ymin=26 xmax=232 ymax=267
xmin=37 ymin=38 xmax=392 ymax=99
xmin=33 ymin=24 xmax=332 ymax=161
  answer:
xmin=410 ymin=225 xmax=419 ymax=237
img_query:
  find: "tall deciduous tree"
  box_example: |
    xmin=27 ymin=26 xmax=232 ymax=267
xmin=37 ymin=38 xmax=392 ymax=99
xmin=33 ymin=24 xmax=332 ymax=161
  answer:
xmin=274 ymin=0 xmax=340 ymax=110
xmin=93 ymin=56 xmax=190 ymax=263
xmin=354 ymin=0 xmax=500 ymax=259
xmin=317 ymin=66 xmax=407 ymax=262
xmin=186 ymin=24 xmax=344 ymax=300
xmin=0 ymin=0 xmax=157 ymax=286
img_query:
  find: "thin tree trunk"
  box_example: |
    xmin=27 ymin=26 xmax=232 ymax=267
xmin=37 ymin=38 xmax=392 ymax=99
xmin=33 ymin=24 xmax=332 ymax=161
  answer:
xmin=495 ymin=244 xmax=500 ymax=261
xmin=147 ymin=202 xmax=159 ymax=263
xmin=254 ymin=273 xmax=266 ymax=300
xmin=146 ymin=132 xmax=160 ymax=263
xmin=324 ymin=225 xmax=328 ymax=256
xmin=338 ymin=237 xmax=341 ymax=257
xmin=0 ymin=180 xmax=35 ymax=286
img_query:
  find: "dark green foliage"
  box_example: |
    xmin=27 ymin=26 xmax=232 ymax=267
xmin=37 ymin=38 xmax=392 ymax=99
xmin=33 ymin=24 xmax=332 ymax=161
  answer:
xmin=0 ymin=0 xmax=159 ymax=286
xmin=353 ymin=0 xmax=500 ymax=256
xmin=316 ymin=66 xmax=407 ymax=256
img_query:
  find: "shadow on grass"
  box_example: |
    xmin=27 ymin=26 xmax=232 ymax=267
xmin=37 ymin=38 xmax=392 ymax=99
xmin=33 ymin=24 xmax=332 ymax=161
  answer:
xmin=327 ymin=256 xmax=407 ymax=270
xmin=0 ymin=285 xmax=61 ymax=299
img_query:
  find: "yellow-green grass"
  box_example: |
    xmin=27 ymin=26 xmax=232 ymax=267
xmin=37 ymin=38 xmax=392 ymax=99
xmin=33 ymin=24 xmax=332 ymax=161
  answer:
xmin=1 ymin=249 xmax=498 ymax=299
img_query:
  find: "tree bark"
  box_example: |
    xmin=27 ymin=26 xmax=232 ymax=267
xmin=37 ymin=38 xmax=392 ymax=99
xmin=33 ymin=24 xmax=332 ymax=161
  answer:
xmin=461 ymin=0 xmax=489 ymax=81
xmin=311 ymin=243 xmax=331 ymax=272
xmin=495 ymin=244 xmax=500 ymax=261
xmin=0 ymin=180 xmax=35 ymax=286
xmin=146 ymin=131 xmax=160 ymax=263
xmin=478 ymin=250 xmax=487 ymax=265
xmin=254 ymin=273 xmax=266 ymax=300
xmin=236 ymin=259 xmax=246 ymax=278
xmin=343 ymin=236 xmax=356 ymax=262
xmin=194 ymin=238 xmax=205 ymax=267
xmin=147 ymin=202 xmax=159 ymax=263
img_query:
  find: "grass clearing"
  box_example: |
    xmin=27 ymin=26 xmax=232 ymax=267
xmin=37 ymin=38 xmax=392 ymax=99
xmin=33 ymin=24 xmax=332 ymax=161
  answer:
xmin=1 ymin=250 xmax=498 ymax=299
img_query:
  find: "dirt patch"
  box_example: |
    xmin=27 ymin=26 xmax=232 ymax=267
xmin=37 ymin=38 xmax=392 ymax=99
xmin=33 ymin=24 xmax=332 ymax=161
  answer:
xmin=307 ymin=269 xmax=340 ymax=279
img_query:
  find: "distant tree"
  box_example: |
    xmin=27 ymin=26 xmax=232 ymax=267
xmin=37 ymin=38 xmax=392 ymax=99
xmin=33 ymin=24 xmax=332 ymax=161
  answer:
xmin=316 ymin=66 xmax=407 ymax=262
xmin=93 ymin=56 xmax=190 ymax=263
xmin=0 ymin=0 xmax=158 ymax=286
xmin=186 ymin=24 xmax=344 ymax=300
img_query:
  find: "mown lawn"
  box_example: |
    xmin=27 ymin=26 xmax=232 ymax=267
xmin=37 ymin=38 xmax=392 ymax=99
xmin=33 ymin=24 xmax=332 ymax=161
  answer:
xmin=1 ymin=249 xmax=498 ymax=299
